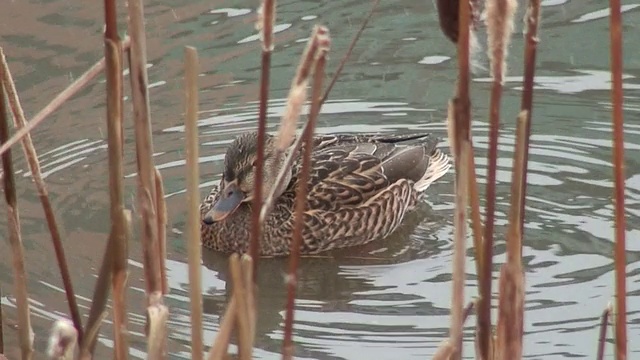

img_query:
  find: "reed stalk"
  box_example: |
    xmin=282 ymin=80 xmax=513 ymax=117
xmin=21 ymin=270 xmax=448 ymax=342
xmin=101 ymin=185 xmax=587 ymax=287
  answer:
xmin=274 ymin=28 xmax=322 ymax=153
xmin=495 ymin=261 xmax=524 ymax=360
xmin=319 ymin=0 xmax=380 ymax=106
xmin=206 ymin=255 xmax=256 ymax=360
xmin=229 ymin=255 xmax=252 ymax=360
xmin=494 ymin=112 xmax=529 ymax=360
xmin=155 ymin=167 xmax=168 ymax=295
xmin=81 ymin=238 xmax=112 ymax=356
xmin=207 ymin=297 xmax=237 ymax=360
xmin=184 ymin=45 xmax=204 ymax=360
xmin=146 ymin=293 xmax=169 ymax=359
xmin=436 ymin=0 xmax=486 ymax=320
xmin=432 ymin=340 xmax=455 ymax=360
xmin=250 ymin=0 xmax=277 ymax=276
xmin=0 ymin=38 xmax=131 ymax=158
xmin=507 ymin=112 xmax=528 ymax=263
xmin=105 ymin=35 xmax=131 ymax=360
xmin=597 ymin=303 xmax=613 ymax=360
xmin=282 ymin=29 xmax=330 ymax=360
xmin=446 ymin=2 xmax=473 ymax=357
xmin=607 ymin=0 xmax=627 ymax=358
xmin=111 ymin=210 xmax=131 ymax=360
xmin=479 ymin=2 xmax=518 ymax=355
xmin=449 ymin=139 xmax=470 ymax=360
xmin=101 ymin=3 xmax=131 ymax=358
xmin=241 ymin=255 xmax=256 ymax=346
xmin=79 ymin=34 xmax=127 ymax=358
xmin=259 ymin=28 xmax=323 ymax=232
xmin=518 ymin=0 xmax=541 ymax=233
xmin=0 ymin=47 xmax=84 ymax=343
xmin=127 ymin=0 xmax=163 ymax=299
xmin=1 ymin=73 xmax=33 ymax=360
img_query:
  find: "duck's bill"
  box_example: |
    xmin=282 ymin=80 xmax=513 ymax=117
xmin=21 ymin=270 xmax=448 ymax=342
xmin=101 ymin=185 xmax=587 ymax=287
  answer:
xmin=203 ymin=182 xmax=244 ymax=223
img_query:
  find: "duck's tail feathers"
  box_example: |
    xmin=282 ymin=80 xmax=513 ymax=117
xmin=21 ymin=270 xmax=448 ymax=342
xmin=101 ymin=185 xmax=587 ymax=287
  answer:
xmin=413 ymin=149 xmax=451 ymax=192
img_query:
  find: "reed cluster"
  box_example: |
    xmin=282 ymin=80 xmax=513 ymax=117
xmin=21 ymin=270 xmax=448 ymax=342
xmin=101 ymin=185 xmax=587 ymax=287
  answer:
xmin=0 ymin=0 xmax=629 ymax=359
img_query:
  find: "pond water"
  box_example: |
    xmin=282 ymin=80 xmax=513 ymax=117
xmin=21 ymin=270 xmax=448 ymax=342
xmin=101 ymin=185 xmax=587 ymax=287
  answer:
xmin=1 ymin=0 xmax=639 ymax=359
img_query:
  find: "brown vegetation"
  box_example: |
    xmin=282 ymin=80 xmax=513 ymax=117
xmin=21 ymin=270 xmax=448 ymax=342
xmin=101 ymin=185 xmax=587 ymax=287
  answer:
xmin=0 ymin=0 xmax=629 ymax=359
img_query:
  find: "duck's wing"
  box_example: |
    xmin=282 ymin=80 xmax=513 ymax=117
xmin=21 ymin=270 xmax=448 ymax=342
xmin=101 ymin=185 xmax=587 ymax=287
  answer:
xmin=302 ymin=139 xmax=450 ymax=211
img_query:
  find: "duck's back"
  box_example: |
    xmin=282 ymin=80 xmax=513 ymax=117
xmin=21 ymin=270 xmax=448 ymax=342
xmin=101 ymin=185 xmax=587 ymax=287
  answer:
xmin=291 ymin=133 xmax=445 ymax=211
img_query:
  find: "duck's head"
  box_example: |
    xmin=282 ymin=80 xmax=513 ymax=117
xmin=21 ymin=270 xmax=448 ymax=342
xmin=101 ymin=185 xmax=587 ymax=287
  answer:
xmin=203 ymin=132 xmax=291 ymax=224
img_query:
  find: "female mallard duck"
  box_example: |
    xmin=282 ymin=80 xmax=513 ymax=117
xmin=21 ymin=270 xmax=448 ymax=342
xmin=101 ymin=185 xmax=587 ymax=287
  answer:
xmin=199 ymin=131 xmax=451 ymax=256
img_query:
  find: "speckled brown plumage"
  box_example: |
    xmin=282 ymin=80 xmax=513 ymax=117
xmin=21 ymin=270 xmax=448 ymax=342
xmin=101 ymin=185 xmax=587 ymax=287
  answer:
xmin=199 ymin=131 xmax=451 ymax=257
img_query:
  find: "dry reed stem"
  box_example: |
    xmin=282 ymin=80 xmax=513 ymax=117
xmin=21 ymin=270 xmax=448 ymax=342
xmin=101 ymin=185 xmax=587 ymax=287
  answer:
xmin=462 ymin=300 xmax=475 ymax=322
xmin=319 ymin=0 xmax=380 ymax=106
xmin=507 ymin=111 xmax=528 ymax=263
xmin=430 ymin=301 xmax=473 ymax=360
xmin=449 ymin=139 xmax=470 ymax=360
xmin=0 ymin=38 xmax=131 ymax=158
xmin=127 ymin=0 xmax=162 ymax=299
xmin=155 ymin=168 xmax=169 ymax=295
xmin=112 ymin=210 xmax=131 ymax=360
xmin=258 ymin=27 xmax=327 ymax=233
xmin=467 ymin=151 xmax=484 ymax=268
xmin=184 ymin=46 xmax=204 ymax=360
xmin=432 ymin=340 xmax=455 ymax=360
xmin=229 ymin=255 xmax=252 ymax=360
xmin=282 ymin=32 xmax=330 ymax=360
xmin=608 ymin=1 xmax=628 ymax=358
xmin=486 ymin=0 xmax=517 ymax=83
xmin=207 ymin=297 xmax=237 ymax=360
xmin=444 ymin=0 xmax=484 ymax=315
xmin=250 ymin=0 xmax=277 ymax=277
xmin=82 ymin=241 xmax=113 ymax=356
xmin=1 ymin=79 xmax=33 ymax=360
xmin=103 ymin=0 xmax=117 ymax=41
xmin=241 ymin=255 xmax=257 ymax=346
xmin=493 ymin=112 xmax=529 ymax=360
xmin=446 ymin=99 xmax=483 ymax=291
xmin=79 ymin=311 xmax=108 ymax=360
xmin=518 ymin=0 xmax=541 ymax=233
xmin=495 ymin=262 xmax=524 ymax=360
xmin=102 ymin=33 xmax=130 ymax=360
xmin=274 ymin=26 xmax=321 ymax=152
xmin=0 ymin=47 xmax=84 ymax=343
xmin=79 ymin=37 xmax=126 ymax=357
xmin=47 ymin=319 xmax=78 ymax=360
xmin=597 ymin=302 xmax=613 ymax=360
xmin=479 ymin=1 xmax=517 ymax=356
xmin=146 ymin=292 xmax=169 ymax=360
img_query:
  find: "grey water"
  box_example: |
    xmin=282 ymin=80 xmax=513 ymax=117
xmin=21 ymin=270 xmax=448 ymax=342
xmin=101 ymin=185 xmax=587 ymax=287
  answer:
xmin=0 ymin=0 xmax=639 ymax=359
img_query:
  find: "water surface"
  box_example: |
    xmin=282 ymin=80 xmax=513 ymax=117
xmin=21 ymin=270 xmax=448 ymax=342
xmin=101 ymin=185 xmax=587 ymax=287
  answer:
xmin=1 ymin=0 xmax=639 ymax=359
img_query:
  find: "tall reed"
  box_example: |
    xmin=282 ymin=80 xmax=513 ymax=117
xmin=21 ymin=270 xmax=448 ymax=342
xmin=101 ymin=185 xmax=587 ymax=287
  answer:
xmin=250 ymin=0 xmax=277 ymax=276
xmin=0 ymin=61 xmax=33 ymax=360
xmin=0 ymin=47 xmax=83 ymax=343
xmin=184 ymin=46 xmax=204 ymax=360
xmin=607 ymin=0 xmax=628 ymax=358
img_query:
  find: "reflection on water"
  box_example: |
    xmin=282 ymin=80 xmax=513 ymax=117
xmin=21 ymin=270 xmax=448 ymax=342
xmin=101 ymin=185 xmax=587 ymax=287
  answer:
xmin=1 ymin=0 xmax=640 ymax=359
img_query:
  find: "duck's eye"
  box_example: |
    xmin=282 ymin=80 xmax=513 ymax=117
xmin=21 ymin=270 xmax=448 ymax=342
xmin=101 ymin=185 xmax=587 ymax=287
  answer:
xmin=251 ymin=159 xmax=258 ymax=167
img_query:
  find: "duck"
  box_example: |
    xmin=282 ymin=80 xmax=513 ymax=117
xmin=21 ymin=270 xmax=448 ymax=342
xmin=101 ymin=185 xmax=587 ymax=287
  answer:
xmin=199 ymin=131 xmax=451 ymax=256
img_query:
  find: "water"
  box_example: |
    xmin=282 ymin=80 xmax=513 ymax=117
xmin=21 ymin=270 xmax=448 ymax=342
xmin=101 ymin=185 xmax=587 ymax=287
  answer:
xmin=1 ymin=0 xmax=639 ymax=358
